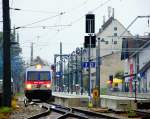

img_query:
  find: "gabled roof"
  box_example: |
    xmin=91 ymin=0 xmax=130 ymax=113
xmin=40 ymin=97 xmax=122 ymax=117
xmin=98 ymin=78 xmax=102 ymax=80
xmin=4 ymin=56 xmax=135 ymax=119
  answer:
xmin=97 ymin=17 xmax=114 ymax=35
xmin=121 ymin=36 xmax=150 ymax=60
xmin=97 ymin=16 xmax=132 ymax=37
xmin=101 ymin=17 xmax=114 ymax=31
xmin=140 ymin=60 xmax=150 ymax=74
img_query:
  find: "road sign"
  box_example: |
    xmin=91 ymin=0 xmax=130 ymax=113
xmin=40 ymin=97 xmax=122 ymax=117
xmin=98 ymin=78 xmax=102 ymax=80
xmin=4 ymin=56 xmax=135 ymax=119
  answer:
xmin=93 ymin=88 xmax=99 ymax=99
xmin=90 ymin=62 xmax=96 ymax=68
xmin=56 ymin=71 xmax=62 ymax=78
xmin=82 ymin=62 xmax=96 ymax=68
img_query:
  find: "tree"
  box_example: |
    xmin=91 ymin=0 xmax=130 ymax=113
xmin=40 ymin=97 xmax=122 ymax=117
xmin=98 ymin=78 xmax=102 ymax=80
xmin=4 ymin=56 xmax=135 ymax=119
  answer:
xmin=10 ymin=29 xmax=25 ymax=92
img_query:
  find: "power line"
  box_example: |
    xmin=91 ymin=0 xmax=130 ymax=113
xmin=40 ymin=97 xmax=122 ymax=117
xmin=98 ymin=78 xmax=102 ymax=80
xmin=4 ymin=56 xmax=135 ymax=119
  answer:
xmin=65 ymin=0 xmax=89 ymax=14
xmin=69 ymin=0 xmax=112 ymax=26
xmin=10 ymin=7 xmax=59 ymax=14
xmin=91 ymin=0 xmax=111 ymax=12
xmin=13 ymin=0 xmax=110 ymax=30
xmin=15 ymin=12 xmax=66 ymax=29
xmin=15 ymin=24 xmax=72 ymax=29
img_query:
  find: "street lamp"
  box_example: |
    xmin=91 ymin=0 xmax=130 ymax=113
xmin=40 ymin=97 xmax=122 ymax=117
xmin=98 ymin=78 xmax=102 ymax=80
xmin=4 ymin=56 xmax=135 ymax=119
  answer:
xmin=70 ymin=51 xmax=75 ymax=93
xmin=79 ymin=47 xmax=87 ymax=95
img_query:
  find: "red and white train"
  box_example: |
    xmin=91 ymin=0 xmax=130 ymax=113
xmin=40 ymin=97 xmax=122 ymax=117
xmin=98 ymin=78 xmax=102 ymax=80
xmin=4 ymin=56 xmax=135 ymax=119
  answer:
xmin=24 ymin=64 xmax=52 ymax=101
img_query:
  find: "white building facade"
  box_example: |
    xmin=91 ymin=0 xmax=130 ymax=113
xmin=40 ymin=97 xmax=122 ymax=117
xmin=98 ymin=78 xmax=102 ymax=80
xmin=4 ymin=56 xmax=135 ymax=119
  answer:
xmin=96 ymin=16 xmax=132 ymax=57
xmin=88 ymin=16 xmax=132 ymax=89
xmin=122 ymin=36 xmax=150 ymax=93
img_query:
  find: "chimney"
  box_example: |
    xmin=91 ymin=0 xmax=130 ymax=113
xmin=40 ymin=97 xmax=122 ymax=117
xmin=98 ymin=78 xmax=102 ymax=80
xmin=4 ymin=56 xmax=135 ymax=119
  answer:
xmin=108 ymin=6 xmax=111 ymax=18
xmin=112 ymin=8 xmax=114 ymax=19
xmin=103 ymin=15 xmax=106 ymax=24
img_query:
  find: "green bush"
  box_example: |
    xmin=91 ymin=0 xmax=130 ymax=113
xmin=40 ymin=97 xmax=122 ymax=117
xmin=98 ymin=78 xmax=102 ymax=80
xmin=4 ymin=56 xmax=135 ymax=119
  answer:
xmin=100 ymin=88 xmax=107 ymax=95
xmin=0 ymin=107 xmax=12 ymax=113
xmin=127 ymin=104 xmax=137 ymax=117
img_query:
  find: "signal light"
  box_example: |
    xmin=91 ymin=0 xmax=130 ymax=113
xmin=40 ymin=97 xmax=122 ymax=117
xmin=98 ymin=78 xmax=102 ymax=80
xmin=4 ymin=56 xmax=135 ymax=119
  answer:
xmin=109 ymin=75 xmax=113 ymax=84
xmin=84 ymin=36 xmax=96 ymax=48
xmin=85 ymin=14 xmax=95 ymax=33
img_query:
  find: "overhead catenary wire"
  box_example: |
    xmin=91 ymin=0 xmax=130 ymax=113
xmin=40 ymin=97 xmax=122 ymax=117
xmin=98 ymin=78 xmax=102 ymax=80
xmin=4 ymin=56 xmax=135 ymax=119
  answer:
xmin=12 ymin=0 xmax=115 ymax=59
xmin=69 ymin=0 xmax=112 ymax=26
xmin=91 ymin=0 xmax=111 ymax=12
xmin=15 ymin=12 xmax=66 ymax=29
xmin=15 ymin=0 xmax=111 ymax=30
xmin=34 ymin=0 xmax=113 ymax=51
xmin=10 ymin=7 xmax=59 ymax=14
xmin=15 ymin=24 xmax=72 ymax=29
xmin=10 ymin=0 xmax=89 ymax=14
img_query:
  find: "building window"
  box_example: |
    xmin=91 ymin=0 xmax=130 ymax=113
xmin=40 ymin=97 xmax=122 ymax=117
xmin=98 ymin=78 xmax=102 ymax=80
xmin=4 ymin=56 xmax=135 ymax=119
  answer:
xmin=101 ymin=38 xmax=105 ymax=42
xmin=114 ymin=41 xmax=117 ymax=44
xmin=105 ymin=41 xmax=109 ymax=44
xmin=114 ymin=33 xmax=117 ymax=37
xmin=114 ymin=27 xmax=117 ymax=31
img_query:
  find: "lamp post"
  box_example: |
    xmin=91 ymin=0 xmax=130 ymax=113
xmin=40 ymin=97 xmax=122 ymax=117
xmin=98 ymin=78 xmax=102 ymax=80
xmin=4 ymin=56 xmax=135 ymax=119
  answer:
xmin=62 ymin=58 xmax=65 ymax=92
xmin=70 ymin=52 xmax=75 ymax=94
xmin=134 ymin=79 xmax=137 ymax=103
xmin=67 ymin=56 xmax=70 ymax=93
xmin=80 ymin=48 xmax=83 ymax=95
xmin=75 ymin=47 xmax=81 ymax=94
xmin=96 ymin=37 xmax=101 ymax=102
xmin=75 ymin=50 xmax=78 ymax=94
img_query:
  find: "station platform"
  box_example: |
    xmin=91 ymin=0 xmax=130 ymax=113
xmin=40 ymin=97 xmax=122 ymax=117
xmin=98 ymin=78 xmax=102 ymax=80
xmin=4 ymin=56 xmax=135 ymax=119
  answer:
xmin=52 ymin=92 xmax=89 ymax=107
xmin=100 ymin=95 xmax=148 ymax=111
xmin=52 ymin=92 xmax=149 ymax=111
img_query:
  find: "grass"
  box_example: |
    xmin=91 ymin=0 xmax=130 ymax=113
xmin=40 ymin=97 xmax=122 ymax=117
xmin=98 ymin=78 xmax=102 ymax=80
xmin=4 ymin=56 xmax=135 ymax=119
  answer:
xmin=100 ymin=88 xmax=107 ymax=95
xmin=0 ymin=107 xmax=12 ymax=113
xmin=15 ymin=92 xmax=24 ymax=96
xmin=0 ymin=107 xmax=12 ymax=119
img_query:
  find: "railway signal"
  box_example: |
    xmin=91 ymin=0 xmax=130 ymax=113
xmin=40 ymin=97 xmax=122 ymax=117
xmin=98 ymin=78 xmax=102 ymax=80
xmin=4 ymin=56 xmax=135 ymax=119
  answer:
xmin=84 ymin=36 xmax=96 ymax=48
xmin=85 ymin=14 xmax=95 ymax=33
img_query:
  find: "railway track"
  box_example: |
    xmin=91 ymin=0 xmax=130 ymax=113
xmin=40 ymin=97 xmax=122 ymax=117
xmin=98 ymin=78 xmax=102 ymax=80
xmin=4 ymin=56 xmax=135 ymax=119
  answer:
xmin=26 ymin=101 xmax=50 ymax=119
xmin=135 ymin=109 xmax=150 ymax=119
xmin=49 ymin=103 xmax=120 ymax=119
xmin=25 ymin=101 xmax=120 ymax=119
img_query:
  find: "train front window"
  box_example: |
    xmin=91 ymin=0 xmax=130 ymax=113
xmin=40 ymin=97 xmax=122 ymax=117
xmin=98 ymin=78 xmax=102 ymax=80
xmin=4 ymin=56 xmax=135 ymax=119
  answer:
xmin=39 ymin=72 xmax=50 ymax=80
xmin=27 ymin=72 xmax=38 ymax=80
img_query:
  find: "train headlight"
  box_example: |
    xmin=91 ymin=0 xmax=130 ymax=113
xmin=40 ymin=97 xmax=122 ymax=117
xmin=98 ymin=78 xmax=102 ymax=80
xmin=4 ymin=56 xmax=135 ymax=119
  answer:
xmin=26 ymin=84 xmax=32 ymax=90
xmin=46 ymin=84 xmax=51 ymax=88
xmin=35 ymin=64 xmax=42 ymax=69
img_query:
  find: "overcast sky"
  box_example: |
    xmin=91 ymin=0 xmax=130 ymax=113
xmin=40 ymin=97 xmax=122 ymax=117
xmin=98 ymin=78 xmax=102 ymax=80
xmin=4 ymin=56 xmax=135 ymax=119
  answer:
xmin=1 ymin=0 xmax=150 ymax=64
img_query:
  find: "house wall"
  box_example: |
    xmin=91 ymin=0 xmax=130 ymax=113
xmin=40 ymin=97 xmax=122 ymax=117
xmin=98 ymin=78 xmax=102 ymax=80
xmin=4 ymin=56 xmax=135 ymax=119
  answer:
xmin=139 ymin=45 xmax=150 ymax=70
xmin=147 ymin=69 xmax=150 ymax=92
xmin=85 ymin=18 xmax=132 ymax=90
xmin=126 ymin=45 xmax=150 ymax=93
xmin=97 ymin=19 xmax=132 ymax=57
xmin=100 ymin=53 xmax=124 ymax=88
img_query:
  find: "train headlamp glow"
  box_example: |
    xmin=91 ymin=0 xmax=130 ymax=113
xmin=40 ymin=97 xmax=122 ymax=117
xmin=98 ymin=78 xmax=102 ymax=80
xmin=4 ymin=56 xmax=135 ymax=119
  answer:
xmin=35 ymin=64 xmax=42 ymax=69
xmin=46 ymin=84 xmax=51 ymax=88
xmin=26 ymin=84 xmax=32 ymax=90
